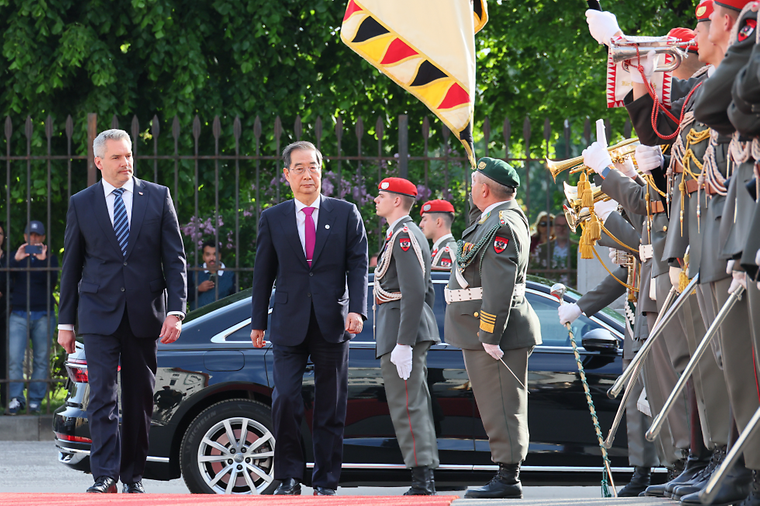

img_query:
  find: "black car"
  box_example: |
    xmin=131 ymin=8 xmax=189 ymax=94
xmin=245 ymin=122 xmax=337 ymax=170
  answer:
xmin=54 ymin=272 xmax=630 ymax=494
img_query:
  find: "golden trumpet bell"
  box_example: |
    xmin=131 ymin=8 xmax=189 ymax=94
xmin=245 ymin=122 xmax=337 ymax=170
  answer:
xmin=545 ymin=137 xmax=640 ymax=182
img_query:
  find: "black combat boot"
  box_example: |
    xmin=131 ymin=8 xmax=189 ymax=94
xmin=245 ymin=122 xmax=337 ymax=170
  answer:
xmin=672 ymin=445 xmax=726 ymax=499
xmin=736 ymin=470 xmax=760 ymax=506
xmin=618 ymin=466 xmax=651 ymax=497
xmin=647 ymin=455 xmax=709 ymax=496
xmin=680 ymin=455 xmax=752 ymax=505
xmin=464 ymin=463 xmax=522 ymax=499
xmin=404 ymin=467 xmax=436 ymax=496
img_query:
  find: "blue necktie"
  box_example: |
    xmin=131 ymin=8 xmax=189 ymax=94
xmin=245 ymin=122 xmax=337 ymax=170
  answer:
xmin=112 ymin=188 xmax=129 ymax=256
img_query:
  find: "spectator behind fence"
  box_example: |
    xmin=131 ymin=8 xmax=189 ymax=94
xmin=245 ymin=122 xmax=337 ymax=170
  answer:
xmin=0 ymin=222 xmax=7 ymax=410
xmin=529 ymin=211 xmax=554 ymax=257
xmin=530 ymin=214 xmax=578 ymax=288
xmin=188 ymin=240 xmax=235 ymax=310
xmin=6 ymin=220 xmax=58 ymax=415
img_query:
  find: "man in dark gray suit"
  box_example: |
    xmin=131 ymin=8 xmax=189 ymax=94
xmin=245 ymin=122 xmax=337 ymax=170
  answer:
xmin=373 ymin=177 xmax=440 ymax=495
xmin=58 ymin=129 xmax=187 ymax=494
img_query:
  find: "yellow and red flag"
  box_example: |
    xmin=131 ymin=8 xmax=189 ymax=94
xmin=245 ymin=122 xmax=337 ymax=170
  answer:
xmin=341 ymin=0 xmax=487 ymax=168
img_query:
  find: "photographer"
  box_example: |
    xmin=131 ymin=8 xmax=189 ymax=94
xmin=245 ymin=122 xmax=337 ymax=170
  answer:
xmin=6 ymin=220 xmax=58 ymax=415
xmin=188 ymin=240 xmax=234 ymax=310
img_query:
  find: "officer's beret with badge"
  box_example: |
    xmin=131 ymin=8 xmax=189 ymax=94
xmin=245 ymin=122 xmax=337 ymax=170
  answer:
xmin=420 ymin=199 xmax=455 ymax=216
xmin=476 ymin=157 xmax=520 ymax=189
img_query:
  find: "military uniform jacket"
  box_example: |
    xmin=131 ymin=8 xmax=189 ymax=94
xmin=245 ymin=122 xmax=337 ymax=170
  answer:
xmin=374 ymin=216 xmax=439 ymax=358
xmin=444 ymin=199 xmax=541 ymax=351
xmin=431 ymin=233 xmax=457 ymax=271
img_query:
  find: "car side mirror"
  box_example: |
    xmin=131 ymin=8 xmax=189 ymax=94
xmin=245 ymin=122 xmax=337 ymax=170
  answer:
xmin=581 ymin=328 xmax=619 ymax=354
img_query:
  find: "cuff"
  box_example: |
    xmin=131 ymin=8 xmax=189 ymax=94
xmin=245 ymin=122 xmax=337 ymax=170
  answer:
xmin=58 ymin=324 xmax=75 ymax=332
xmin=599 ymin=165 xmax=614 ymax=178
xmin=168 ymin=311 xmax=186 ymax=321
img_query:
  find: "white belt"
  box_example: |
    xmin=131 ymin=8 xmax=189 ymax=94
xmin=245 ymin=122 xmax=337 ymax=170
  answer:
xmin=444 ymin=283 xmax=526 ymax=304
xmin=639 ymin=244 xmax=654 ymax=262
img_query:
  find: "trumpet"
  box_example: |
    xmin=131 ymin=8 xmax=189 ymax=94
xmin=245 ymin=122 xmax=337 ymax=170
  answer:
xmin=545 ymin=137 xmax=640 ymax=182
xmin=611 ymin=35 xmax=695 ymax=73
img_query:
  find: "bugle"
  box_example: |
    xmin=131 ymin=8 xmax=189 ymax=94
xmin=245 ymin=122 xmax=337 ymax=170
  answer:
xmin=611 ymin=35 xmax=694 ymax=73
xmin=603 ymin=286 xmax=678 ymax=449
xmin=546 ymin=137 xmax=639 ymax=182
xmin=607 ymin=274 xmax=699 ymax=399
xmin=646 ymin=284 xmax=745 ymax=442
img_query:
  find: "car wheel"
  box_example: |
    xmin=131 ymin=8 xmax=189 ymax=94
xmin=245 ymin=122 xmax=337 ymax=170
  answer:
xmin=180 ymin=399 xmax=276 ymax=494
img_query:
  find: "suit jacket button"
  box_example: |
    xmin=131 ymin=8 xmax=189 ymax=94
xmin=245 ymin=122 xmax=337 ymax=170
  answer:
xmin=307 ymin=292 xmax=311 ymax=297
xmin=123 ymin=262 xmax=128 ymax=266
xmin=121 ymin=287 xmax=125 ymax=292
xmin=309 ymin=272 xmax=313 ymax=277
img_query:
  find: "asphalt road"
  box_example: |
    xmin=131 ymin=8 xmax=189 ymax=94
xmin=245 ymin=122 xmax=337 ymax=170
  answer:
xmin=0 ymin=441 xmax=673 ymax=504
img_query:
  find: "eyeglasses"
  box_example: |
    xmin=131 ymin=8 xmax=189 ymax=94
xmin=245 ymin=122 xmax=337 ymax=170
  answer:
xmin=538 ymin=221 xmax=551 ymax=227
xmin=289 ymin=166 xmax=321 ymax=175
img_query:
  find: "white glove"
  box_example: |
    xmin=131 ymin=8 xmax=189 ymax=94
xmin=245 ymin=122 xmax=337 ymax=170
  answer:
xmin=669 ymin=266 xmax=681 ymax=289
xmin=482 ymin=342 xmax=504 ymax=360
xmin=629 ymin=50 xmax=657 ymax=84
xmin=726 ymin=259 xmax=735 ymax=275
xmin=390 ymin=343 xmax=413 ymax=380
xmin=729 ymin=271 xmax=747 ymax=294
xmin=614 ymin=157 xmax=638 ymax=178
xmin=582 ymin=141 xmax=612 ymax=174
xmin=755 ymin=249 xmax=760 ymax=266
xmin=558 ymin=303 xmax=583 ymax=325
xmin=585 ymin=9 xmax=622 ymax=46
xmin=594 ymin=199 xmax=618 ymax=223
xmin=634 ymin=145 xmax=664 ymax=175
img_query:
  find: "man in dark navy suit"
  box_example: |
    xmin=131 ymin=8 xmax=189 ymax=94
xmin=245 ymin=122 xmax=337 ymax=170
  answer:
xmin=250 ymin=141 xmax=368 ymax=496
xmin=58 ymin=129 xmax=187 ymax=494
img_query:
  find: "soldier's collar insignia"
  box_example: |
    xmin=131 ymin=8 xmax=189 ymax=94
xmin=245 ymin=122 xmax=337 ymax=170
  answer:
xmin=478 ymin=211 xmax=490 ymax=224
xmin=499 ymin=210 xmax=508 ymax=225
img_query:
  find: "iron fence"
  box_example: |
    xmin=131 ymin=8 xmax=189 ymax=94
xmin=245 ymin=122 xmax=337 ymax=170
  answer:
xmin=0 ymin=111 xmax=633 ymax=413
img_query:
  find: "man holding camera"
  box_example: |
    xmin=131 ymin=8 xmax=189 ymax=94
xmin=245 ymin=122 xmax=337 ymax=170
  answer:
xmin=6 ymin=220 xmax=58 ymax=415
xmin=188 ymin=239 xmax=235 ymax=309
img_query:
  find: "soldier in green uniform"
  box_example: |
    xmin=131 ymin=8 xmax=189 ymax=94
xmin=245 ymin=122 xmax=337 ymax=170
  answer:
xmin=445 ymin=158 xmax=541 ymax=499
xmin=419 ymin=199 xmax=457 ymax=271
xmin=373 ymin=177 xmax=440 ymax=495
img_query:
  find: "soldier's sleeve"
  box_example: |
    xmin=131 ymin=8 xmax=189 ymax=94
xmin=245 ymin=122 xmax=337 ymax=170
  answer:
xmin=393 ymin=229 xmax=426 ymax=346
xmin=662 ymin=178 xmax=689 ymax=263
xmin=598 ymin=211 xmax=640 ymax=251
xmin=477 ymin=226 xmax=519 ymax=344
xmin=729 ymin=43 xmax=760 ymax=136
xmin=600 ymin=169 xmax=649 ymax=216
xmin=694 ymin=10 xmax=757 ymax=135
xmin=576 ymin=267 xmax=628 ymax=316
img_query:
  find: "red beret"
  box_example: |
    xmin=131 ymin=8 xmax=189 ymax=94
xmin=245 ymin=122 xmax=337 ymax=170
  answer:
xmin=696 ymin=0 xmax=714 ymax=21
xmin=419 ymin=199 xmax=455 ymax=216
xmin=668 ymin=27 xmax=698 ymax=53
xmin=713 ymin=0 xmax=752 ymax=12
xmin=378 ymin=177 xmax=417 ymax=197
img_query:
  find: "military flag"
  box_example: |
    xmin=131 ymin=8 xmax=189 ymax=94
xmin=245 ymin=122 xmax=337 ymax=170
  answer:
xmin=341 ymin=0 xmax=488 ymax=168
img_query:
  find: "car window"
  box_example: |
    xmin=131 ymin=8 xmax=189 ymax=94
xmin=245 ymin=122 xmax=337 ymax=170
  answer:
xmin=526 ymin=292 xmax=603 ymax=348
xmin=226 ymin=321 xmax=254 ymax=342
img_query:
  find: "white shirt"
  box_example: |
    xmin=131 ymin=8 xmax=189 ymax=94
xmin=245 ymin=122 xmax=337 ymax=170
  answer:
xmin=203 ymin=262 xmax=226 ymax=276
xmin=479 ymin=201 xmax=508 ymax=222
xmin=294 ymin=195 xmax=321 ymax=256
xmin=102 ymin=178 xmax=134 ymax=227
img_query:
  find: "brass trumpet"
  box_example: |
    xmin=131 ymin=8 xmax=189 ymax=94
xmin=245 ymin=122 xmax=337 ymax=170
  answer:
xmin=545 ymin=137 xmax=640 ymax=182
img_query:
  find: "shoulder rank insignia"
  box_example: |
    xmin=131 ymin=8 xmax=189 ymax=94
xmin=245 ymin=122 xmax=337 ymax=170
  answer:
xmin=499 ymin=210 xmax=508 ymax=225
xmin=494 ymin=237 xmax=508 ymax=254
xmin=399 ymin=237 xmax=411 ymax=251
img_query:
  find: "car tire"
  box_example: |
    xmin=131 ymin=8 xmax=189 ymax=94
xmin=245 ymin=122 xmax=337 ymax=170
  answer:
xmin=180 ymin=399 xmax=277 ymax=494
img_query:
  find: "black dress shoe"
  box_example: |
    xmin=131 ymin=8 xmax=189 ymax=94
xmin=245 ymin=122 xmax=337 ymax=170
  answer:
xmin=679 ymin=464 xmax=751 ymax=505
xmin=123 ymin=481 xmax=145 ymax=493
xmin=313 ymin=486 xmax=336 ymax=496
xmin=86 ymin=476 xmax=117 ymax=493
xmin=274 ymin=478 xmax=301 ymax=495
xmin=464 ymin=463 xmax=522 ymax=499
xmin=618 ymin=467 xmax=651 ymax=497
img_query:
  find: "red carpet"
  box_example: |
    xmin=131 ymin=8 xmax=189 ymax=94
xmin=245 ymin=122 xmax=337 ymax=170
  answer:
xmin=0 ymin=494 xmax=458 ymax=506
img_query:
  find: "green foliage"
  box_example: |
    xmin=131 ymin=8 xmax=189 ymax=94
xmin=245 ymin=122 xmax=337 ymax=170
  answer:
xmin=0 ymin=0 xmax=697 ymax=271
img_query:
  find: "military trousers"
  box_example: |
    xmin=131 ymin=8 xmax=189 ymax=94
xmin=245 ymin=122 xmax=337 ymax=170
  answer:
xmin=380 ymin=341 xmax=439 ymax=469
xmin=623 ymin=357 xmax=660 ymax=468
xmin=463 ymin=346 xmax=532 ymax=465
xmin=694 ymin=284 xmax=731 ymax=447
xmin=711 ymin=277 xmax=760 ymax=470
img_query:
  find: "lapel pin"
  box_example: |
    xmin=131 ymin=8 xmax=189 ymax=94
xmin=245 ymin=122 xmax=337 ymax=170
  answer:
xmin=138 ymin=192 xmax=144 ymax=196
xmin=325 ymin=224 xmax=330 ymax=229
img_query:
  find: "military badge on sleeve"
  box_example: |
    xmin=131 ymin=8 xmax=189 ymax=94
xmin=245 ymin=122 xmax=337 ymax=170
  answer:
xmin=738 ymin=18 xmax=756 ymax=42
xmin=441 ymin=257 xmax=452 ymax=267
xmin=493 ymin=237 xmax=508 ymax=253
xmin=399 ymin=238 xmax=411 ymax=251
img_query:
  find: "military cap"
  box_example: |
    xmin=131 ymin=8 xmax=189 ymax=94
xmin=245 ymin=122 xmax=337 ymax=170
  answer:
xmin=669 ymin=27 xmax=698 ymax=53
xmin=378 ymin=177 xmax=418 ymax=197
xmin=476 ymin=157 xmax=520 ymax=188
xmin=420 ymin=199 xmax=455 ymax=216
xmin=696 ymin=0 xmax=714 ymax=21
xmin=714 ymin=0 xmax=753 ymax=11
